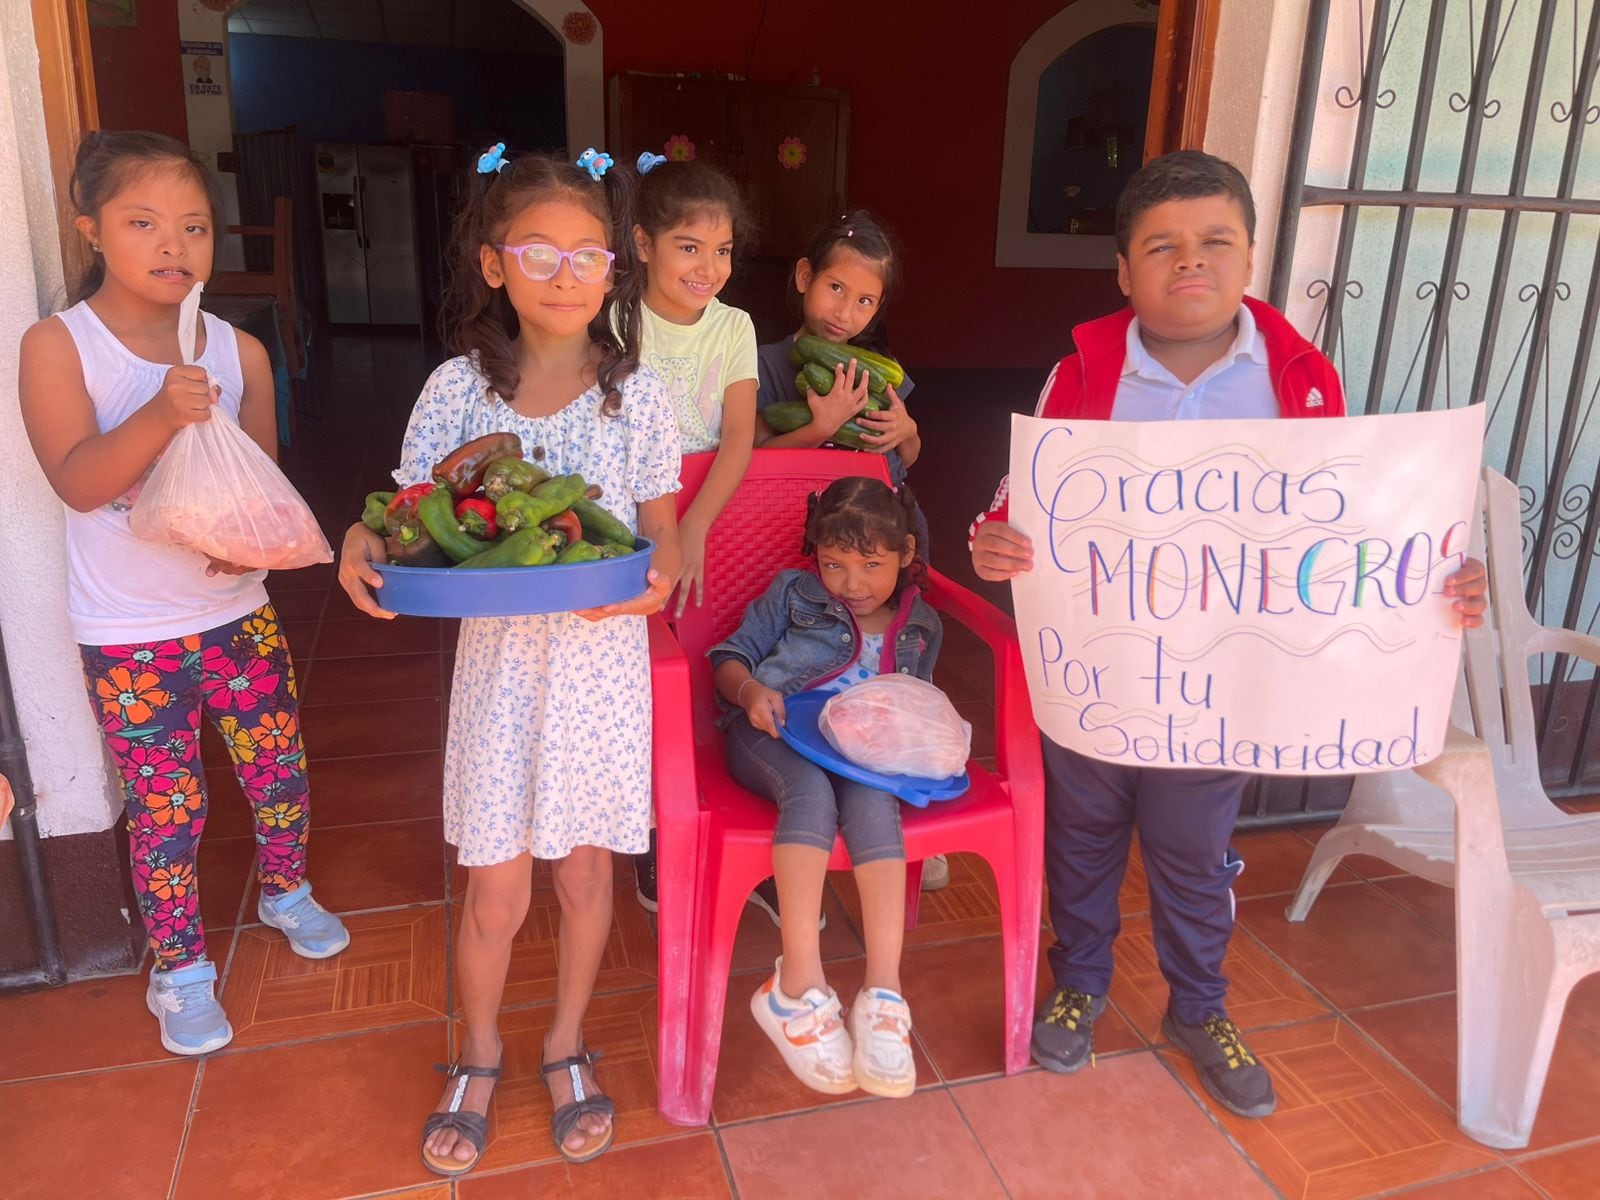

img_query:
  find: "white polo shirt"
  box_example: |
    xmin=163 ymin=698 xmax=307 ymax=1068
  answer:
xmin=1113 ymin=304 xmax=1279 ymax=422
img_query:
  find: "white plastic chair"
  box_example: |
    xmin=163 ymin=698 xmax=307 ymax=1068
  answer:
xmin=1287 ymin=465 xmax=1600 ymax=1150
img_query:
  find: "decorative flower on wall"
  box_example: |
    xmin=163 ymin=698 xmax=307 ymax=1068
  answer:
xmin=665 ymin=135 xmax=696 ymax=161
xmin=778 ymin=137 xmax=808 ymax=170
xmin=562 ymin=11 xmax=598 ymax=45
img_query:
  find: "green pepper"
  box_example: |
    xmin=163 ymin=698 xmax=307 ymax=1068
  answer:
xmin=455 ymin=527 xmax=559 ymax=569
xmin=418 ymin=484 xmax=494 ymax=562
xmin=495 ymin=474 xmax=586 ymax=532
xmin=596 ymin=543 xmax=634 ymax=558
xmin=385 ymin=524 xmax=449 ymax=567
xmin=432 ymin=432 xmax=523 ymax=498
xmin=555 ymin=540 xmax=602 ymax=564
xmin=362 ymin=491 xmax=396 ymax=533
xmin=482 ymin=457 xmax=551 ymax=502
xmin=384 ymin=482 xmax=436 ymax=536
xmin=571 ymin=497 xmax=636 ymax=548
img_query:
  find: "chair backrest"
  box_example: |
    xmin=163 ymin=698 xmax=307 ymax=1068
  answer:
xmin=673 ymin=448 xmax=893 ymax=739
xmin=216 ymin=199 xmax=296 ymax=311
xmin=1458 ymin=465 xmax=1565 ymax=821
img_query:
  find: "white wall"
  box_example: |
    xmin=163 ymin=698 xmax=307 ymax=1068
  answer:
xmin=1202 ymin=0 xmax=1316 ymax=298
xmin=0 ymin=0 xmax=121 ymax=838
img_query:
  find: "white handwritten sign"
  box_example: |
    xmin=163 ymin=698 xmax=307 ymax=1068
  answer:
xmin=1008 ymin=407 xmax=1485 ymax=775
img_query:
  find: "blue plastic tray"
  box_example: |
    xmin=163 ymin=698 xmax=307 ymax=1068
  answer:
xmin=373 ymin=538 xmax=653 ymax=617
xmin=777 ymin=689 xmax=970 ymax=808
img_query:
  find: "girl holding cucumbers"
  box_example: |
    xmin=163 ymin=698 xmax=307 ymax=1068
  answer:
xmin=751 ymin=212 xmax=946 ymax=910
xmin=754 ymin=211 xmax=921 ymax=481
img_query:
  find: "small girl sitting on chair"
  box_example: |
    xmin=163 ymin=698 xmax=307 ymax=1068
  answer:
xmin=708 ymin=476 xmax=941 ymax=1098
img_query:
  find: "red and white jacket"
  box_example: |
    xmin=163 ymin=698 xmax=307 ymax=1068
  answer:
xmin=969 ymin=296 xmax=1347 ymax=544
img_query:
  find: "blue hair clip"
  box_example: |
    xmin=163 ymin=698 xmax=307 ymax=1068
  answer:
xmin=637 ymin=151 xmax=668 ymax=175
xmin=476 ymin=142 xmax=509 ymax=175
xmin=575 ymin=147 xmax=614 ymax=181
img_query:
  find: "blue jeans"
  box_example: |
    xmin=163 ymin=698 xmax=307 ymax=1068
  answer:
xmin=725 ymin=714 xmax=904 ymax=864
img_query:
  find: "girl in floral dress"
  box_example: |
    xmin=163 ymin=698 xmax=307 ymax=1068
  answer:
xmin=338 ymin=148 xmax=681 ymax=1176
xmin=18 ymin=131 xmax=348 ymax=1058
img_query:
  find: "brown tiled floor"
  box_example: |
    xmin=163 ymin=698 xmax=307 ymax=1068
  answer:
xmin=6 ymin=338 xmax=1600 ymax=1199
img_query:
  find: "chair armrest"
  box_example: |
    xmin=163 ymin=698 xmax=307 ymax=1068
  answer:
xmin=921 ymin=570 xmax=1044 ymax=808
xmin=1528 ymin=625 xmax=1600 ymax=668
xmin=649 ymin=612 xmax=700 ymax=829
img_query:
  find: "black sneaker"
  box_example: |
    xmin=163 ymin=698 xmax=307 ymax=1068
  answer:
xmin=1162 ymin=1011 xmax=1277 ymax=1118
xmin=1031 ymin=986 xmax=1106 ymax=1073
xmin=634 ymin=837 xmax=658 ymax=913
xmin=746 ymin=877 xmax=826 ymax=930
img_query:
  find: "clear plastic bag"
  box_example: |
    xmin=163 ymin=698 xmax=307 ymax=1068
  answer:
xmin=129 ymin=283 xmax=332 ymax=571
xmin=129 ymin=410 xmax=333 ymax=569
xmin=819 ymin=675 xmax=972 ymax=779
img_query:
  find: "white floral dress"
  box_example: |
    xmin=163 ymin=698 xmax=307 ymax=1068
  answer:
xmin=394 ymin=355 xmax=681 ymax=864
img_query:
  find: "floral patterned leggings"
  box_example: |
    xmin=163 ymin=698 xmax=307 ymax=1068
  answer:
xmin=80 ymin=604 xmax=311 ymax=972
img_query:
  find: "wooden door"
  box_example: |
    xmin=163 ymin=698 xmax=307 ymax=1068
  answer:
xmin=1145 ymin=0 xmax=1221 ymax=159
xmin=734 ymin=86 xmax=850 ymax=259
xmin=608 ymin=74 xmax=734 ymax=170
xmin=30 ymin=0 xmax=100 ymax=286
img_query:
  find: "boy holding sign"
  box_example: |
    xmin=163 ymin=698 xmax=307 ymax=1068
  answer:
xmin=970 ymin=151 xmax=1486 ymax=1118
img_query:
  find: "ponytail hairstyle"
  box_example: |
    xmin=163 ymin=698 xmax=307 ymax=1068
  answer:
xmin=440 ymin=148 xmax=643 ymax=416
xmin=633 ymin=158 xmax=754 ymax=257
xmin=792 ymin=210 xmax=902 ymax=353
xmin=802 ymin=476 xmax=926 ymax=593
xmin=67 ymin=130 xmax=225 ymax=306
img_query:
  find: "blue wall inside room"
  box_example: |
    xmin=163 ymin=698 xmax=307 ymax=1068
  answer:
xmin=230 ymin=34 xmax=564 ymax=150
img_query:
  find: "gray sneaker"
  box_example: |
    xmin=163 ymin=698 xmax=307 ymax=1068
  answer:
xmin=1162 ymin=1011 xmax=1277 ymax=1118
xmin=1031 ymin=987 xmax=1106 ymax=1073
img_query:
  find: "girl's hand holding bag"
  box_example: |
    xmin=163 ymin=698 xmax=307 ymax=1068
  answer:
xmin=130 ymin=284 xmax=332 ymax=571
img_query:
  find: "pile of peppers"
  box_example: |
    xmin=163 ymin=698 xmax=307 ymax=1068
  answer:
xmin=360 ymin=432 xmax=639 ymax=570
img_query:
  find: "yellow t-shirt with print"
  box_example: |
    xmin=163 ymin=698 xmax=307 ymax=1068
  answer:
xmin=638 ymin=298 xmax=759 ymax=454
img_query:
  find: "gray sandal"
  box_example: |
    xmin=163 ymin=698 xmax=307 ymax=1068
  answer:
xmin=541 ymin=1046 xmax=616 ymax=1164
xmin=420 ymin=1059 xmax=501 ymax=1177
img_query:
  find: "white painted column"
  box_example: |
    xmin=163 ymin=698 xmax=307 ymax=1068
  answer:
xmin=0 ymin=0 xmax=121 ymax=838
xmin=178 ymin=0 xmax=244 ymax=269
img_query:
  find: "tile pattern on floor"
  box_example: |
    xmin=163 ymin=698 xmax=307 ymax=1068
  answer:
xmin=6 ymin=341 xmax=1600 ymax=1200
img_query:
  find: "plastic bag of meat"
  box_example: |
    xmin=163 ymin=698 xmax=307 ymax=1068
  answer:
xmin=818 ymin=675 xmax=972 ymax=779
xmin=129 ymin=284 xmax=331 ymax=571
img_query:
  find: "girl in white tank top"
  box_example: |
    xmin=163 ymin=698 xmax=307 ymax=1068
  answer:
xmin=17 ymin=131 xmax=347 ymax=1057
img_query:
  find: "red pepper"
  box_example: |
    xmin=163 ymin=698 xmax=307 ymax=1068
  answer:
xmin=543 ymin=509 xmax=583 ymax=549
xmin=433 ymin=433 xmax=524 ymax=498
xmin=383 ymin=483 xmax=436 ymax=536
xmin=455 ymin=497 xmax=498 ymax=540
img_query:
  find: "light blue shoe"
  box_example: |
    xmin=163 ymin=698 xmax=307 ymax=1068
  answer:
xmin=146 ymin=959 xmax=233 ymax=1056
xmin=257 ymin=881 xmax=350 ymax=959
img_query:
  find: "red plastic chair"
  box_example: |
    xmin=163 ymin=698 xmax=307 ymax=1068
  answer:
xmin=650 ymin=449 xmax=1045 ymax=1126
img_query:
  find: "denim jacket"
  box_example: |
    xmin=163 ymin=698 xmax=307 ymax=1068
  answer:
xmin=708 ymin=569 xmax=943 ymax=722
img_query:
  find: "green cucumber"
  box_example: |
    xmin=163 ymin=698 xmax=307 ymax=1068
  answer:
xmin=762 ymin=401 xmax=815 ymax=434
xmin=788 ymin=335 xmax=904 ymax=390
xmin=793 ymin=362 xmax=885 ymax=412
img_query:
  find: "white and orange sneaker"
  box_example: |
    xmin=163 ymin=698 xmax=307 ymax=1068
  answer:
xmin=850 ymin=988 xmax=916 ymax=1098
xmin=750 ymin=959 xmax=856 ymax=1095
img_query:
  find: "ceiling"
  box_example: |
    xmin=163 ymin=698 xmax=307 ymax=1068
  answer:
xmin=227 ymin=0 xmax=562 ymax=55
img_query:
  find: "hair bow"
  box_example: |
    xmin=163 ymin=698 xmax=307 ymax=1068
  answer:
xmin=575 ymin=147 xmax=614 ymax=181
xmin=476 ymin=142 xmax=509 ymax=175
xmin=637 ymin=151 xmax=668 ymax=175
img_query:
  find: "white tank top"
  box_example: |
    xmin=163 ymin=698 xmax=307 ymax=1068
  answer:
xmin=54 ymin=301 xmax=269 ymax=646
